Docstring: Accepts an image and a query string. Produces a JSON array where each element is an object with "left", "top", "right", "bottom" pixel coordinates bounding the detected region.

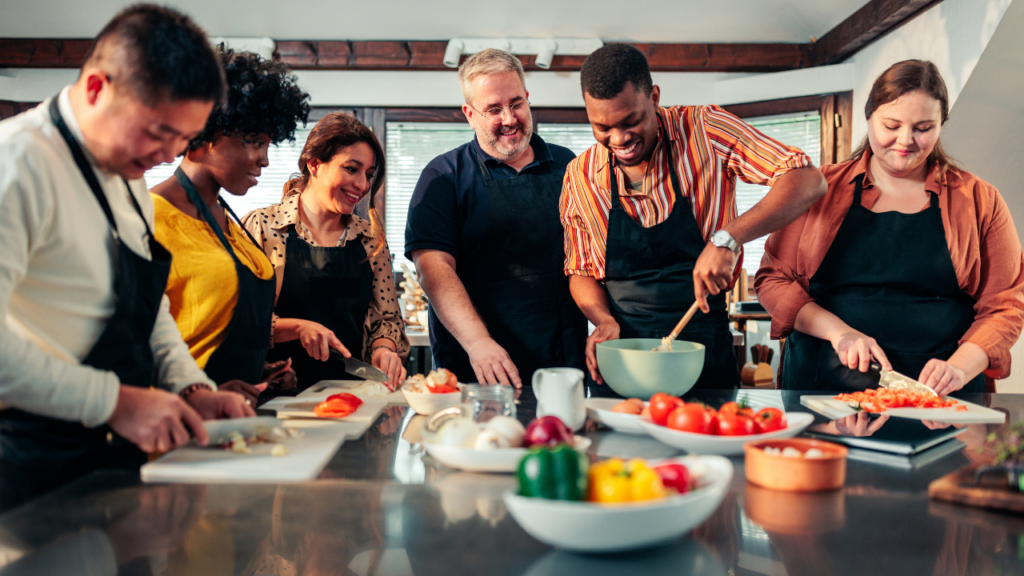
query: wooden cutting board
[
  {"left": 141, "top": 419, "right": 346, "bottom": 483},
  {"left": 928, "top": 464, "right": 1024, "bottom": 512},
  {"left": 800, "top": 395, "right": 1006, "bottom": 424}
]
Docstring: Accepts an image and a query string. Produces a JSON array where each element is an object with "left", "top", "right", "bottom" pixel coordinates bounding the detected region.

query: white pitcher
[{"left": 532, "top": 368, "right": 586, "bottom": 431}]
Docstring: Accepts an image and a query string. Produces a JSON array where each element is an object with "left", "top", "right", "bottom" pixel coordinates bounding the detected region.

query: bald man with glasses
[{"left": 405, "top": 49, "right": 587, "bottom": 388}]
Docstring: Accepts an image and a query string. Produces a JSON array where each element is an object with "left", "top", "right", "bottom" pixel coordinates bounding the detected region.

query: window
[
  {"left": 143, "top": 128, "right": 311, "bottom": 218},
  {"left": 734, "top": 111, "right": 821, "bottom": 279},
  {"left": 384, "top": 122, "right": 597, "bottom": 270}
]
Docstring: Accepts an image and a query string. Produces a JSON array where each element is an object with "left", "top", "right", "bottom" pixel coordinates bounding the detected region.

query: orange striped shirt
[{"left": 560, "top": 105, "right": 812, "bottom": 279}]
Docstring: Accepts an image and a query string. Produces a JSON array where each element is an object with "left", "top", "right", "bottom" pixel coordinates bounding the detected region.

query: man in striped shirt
[{"left": 561, "top": 44, "right": 827, "bottom": 391}]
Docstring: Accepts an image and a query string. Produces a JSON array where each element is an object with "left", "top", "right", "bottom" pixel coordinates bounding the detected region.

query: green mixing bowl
[{"left": 596, "top": 339, "right": 705, "bottom": 400}]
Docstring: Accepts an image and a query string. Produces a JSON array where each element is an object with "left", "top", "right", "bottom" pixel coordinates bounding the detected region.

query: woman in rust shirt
[{"left": 755, "top": 60, "right": 1024, "bottom": 395}]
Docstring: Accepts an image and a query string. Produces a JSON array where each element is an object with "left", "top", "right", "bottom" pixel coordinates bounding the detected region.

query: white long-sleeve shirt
[{"left": 0, "top": 87, "right": 214, "bottom": 428}]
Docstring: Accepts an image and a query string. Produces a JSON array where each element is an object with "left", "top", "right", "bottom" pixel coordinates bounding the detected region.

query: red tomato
[
  {"left": 719, "top": 401, "right": 753, "bottom": 417},
  {"left": 666, "top": 404, "right": 712, "bottom": 434},
  {"left": 753, "top": 407, "right": 787, "bottom": 433},
  {"left": 653, "top": 463, "right": 692, "bottom": 494},
  {"left": 716, "top": 413, "right": 756, "bottom": 436},
  {"left": 649, "top": 393, "right": 683, "bottom": 426}
]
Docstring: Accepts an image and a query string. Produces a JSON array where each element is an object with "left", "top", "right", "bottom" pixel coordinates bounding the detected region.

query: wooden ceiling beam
[
  {"left": 809, "top": 0, "right": 939, "bottom": 66},
  {"left": 0, "top": 2, "right": 941, "bottom": 73}
]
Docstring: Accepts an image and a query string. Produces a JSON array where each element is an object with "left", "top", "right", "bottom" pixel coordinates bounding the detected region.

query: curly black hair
[
  {"left": 188, "top": 47, "right": 310, "bottom": 151},
  {"left": 580, "top": 44, "right": 653, "bottom": 100}
]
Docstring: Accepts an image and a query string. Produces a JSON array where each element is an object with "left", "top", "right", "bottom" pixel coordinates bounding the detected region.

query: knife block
[{"left": 741, "top": 362, "right": 774, "bottom": 388}]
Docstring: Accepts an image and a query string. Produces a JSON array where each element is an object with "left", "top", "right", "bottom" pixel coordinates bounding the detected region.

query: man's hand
[
  {"left": 218, "top": 380, "right": 264, "bottom": 407},
  {"left": 295, "top": 320, "right": 349, "bottom": 361},
  {"left": 372, "top": 347, "right": 407, "bottom": 391},
  {"left": 586, "top": 320, "right": 620, "bottom": 384},
  {"left": 184, "top": 387, "right": 255, "bottom": 420},
  {"left": 693, "top": 243, "right": 737, "bottom": 313},
  {"left": 465, "top": 338, "right": 521, "bottom": 387},
  {"left": 107, "top": 385, "right": 208, "bottom": 452}
]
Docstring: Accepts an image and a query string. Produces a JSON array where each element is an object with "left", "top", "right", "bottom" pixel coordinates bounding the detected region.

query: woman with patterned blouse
[{"left": 243, "top": 112, "right": 409, "bottom": 390}]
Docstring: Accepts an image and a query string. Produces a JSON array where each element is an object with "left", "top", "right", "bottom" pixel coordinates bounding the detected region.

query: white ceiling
[{"left": 4, "top": 0, "right": 870, "bottom": 43}]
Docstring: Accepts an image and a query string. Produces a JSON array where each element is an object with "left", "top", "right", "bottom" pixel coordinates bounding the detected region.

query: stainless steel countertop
[{"left": 0, "top": 390, "right": 1021, "bottom": 575}]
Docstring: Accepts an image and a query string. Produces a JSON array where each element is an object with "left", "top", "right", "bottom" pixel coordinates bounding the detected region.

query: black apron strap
[{"left": 173, "top": 167, "right": 264, "bottom": 256}]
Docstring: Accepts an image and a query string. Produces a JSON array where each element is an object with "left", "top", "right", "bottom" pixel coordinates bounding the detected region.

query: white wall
[
  {"left": 847, "top": 0, "right": 1013, "bottom": 144},
  {"left": 940, "top": 0, "right": 1024, "bottom": 393}
]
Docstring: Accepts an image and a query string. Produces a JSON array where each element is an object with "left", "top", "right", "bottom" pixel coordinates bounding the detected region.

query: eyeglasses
[{"left": 468, "top": 99, "right": 530, "bottom": 121}]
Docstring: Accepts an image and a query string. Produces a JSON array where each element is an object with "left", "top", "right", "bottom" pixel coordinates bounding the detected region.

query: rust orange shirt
[{"left": 754, "top": 150, "right": 1024, "bottom": 379}]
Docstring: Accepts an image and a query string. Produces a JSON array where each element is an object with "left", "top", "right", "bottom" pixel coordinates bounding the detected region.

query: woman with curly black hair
[{"left": 150, "top": 48, "right": 310, "bottom": 405}]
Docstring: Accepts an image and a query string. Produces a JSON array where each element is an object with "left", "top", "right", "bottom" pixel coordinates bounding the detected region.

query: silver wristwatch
[{"left": 711, "top": 229, "right": 741, "bottom": 255}]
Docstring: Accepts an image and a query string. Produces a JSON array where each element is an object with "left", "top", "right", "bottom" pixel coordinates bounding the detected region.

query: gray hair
[{"left": 458, "top": 48, "right": 526, "bottom": 104}]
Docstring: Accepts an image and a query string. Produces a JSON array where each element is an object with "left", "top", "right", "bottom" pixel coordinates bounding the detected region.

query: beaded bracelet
[
  {"left": 179, "top": 383, "right": 215, "bottom": 399},
  {"left": 371, "top": 345, "right": 396, "bottom": 356}
]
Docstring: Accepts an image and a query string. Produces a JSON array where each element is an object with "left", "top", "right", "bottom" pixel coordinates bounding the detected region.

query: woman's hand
[
  {"left": 832, "top": 411, "right": 890, "bottom": 437},
  {"left": 830, "top": 330, "right": 891, "bottom": 373},
  {"left": 295, "top": 320, "right": 350, "bottom": 361},
  {"left": 261, "top": 359, "right": 297, "bottom": 391},
  {"left": 919, "top": 359, "right": 968, "bottom": 397},
  {"left": 372, "top": 346, "right": 407, "bottom": 391},
  {"left": 218, "top": 380, "right": 264, "bottom": 407}
]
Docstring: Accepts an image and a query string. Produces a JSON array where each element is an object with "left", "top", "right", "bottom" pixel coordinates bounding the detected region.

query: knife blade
[
  {"left": 869, "top": 361, "right": 938, "bottom": 397},
  {"left": 329, "top": 349, "right": 389, "bottom": 382}
]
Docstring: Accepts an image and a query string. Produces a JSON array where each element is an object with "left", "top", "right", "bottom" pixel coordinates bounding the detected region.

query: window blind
[
  {"left": 143, "top": 128, "right": 312, "bottom": 219},
  {"left": 384, "top": 122, "right": 597, "bottom": 270},
  {"left": 734, "top": 112, "right": 821, "bottom": 279}
]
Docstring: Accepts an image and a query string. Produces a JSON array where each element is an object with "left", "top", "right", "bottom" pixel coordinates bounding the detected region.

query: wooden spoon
[{"left": 655, "top": 301, "right": 701, "bottom": 351}]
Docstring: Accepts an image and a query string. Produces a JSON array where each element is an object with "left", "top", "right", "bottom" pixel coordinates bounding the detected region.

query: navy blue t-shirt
[{"left": 404, "top": 133, "right": 576, "bottom": 268}]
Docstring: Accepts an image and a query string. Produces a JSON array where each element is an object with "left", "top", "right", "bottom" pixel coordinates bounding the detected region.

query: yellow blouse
[{"left": 152, "top": 194, "right": 275, "bottom": 369}]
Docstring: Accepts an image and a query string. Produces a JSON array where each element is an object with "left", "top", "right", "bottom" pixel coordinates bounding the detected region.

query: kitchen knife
[
  {"left": 329, "top": 349, "right": 389, "bottom": 382},
  {"left": 869, "top": 361, "right": 939, "bottom": 397}
]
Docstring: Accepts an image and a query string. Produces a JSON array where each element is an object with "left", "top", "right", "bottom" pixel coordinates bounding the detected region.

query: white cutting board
[
  {"left": 261, "top": 395, "right": 387, "bottom": 439},
  {"left": 300, "top": 379, "right": 407, "bottom": 405},
  {"left": 141, "top": 420, "right": 346, "bottom": 483},
  {"left": 800, "top": 395, "right": 1006, "bottom": 424}
]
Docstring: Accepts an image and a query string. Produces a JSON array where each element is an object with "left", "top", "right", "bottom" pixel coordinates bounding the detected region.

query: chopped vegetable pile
[
  {"left": 403, "top": 368, "right": 459, "bottom": 394},
  {"left": 313, "top": 393, "right": 364, "bottom": 418},
  {"left": 833, "top": 388, "right": 964, "bottom": 413}
]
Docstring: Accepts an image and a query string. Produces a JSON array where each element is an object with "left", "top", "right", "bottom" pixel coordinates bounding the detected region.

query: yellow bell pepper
[{"left": 588, "top": 458, "right": 666, "bottom": 503}]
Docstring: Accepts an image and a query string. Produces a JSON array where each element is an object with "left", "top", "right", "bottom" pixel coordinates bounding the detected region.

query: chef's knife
[
  {"left": 869, "top": 361, "right": 938, "bottom": 397},
  {"left": 329, "top": 349, "right": 389, "bottom": 382}
]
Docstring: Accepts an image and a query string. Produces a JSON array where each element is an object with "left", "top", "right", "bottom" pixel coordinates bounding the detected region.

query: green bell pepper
[{"left": 516, "top": 444, "right": 588, "bottom": 501}]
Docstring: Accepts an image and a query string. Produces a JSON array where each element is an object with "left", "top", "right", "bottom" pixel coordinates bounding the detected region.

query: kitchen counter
[{"left": 0, "top": 390, "right": 1022, "bottom": 576}]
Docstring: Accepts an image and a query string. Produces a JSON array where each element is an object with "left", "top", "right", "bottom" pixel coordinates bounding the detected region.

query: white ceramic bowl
[
  {"left": 637, "top": 412, "right": 815, "bottom": 456},
  {"left": 504, "top": 455, "right": 733, "bottom": 553},
  {"left": 401, "top": 388, "right": 463, "bottom": 416},
  {"left": 423, "top": 436, "right": 592, "bottom": 473},
  {"left": 585, "top": 398, "right": 648, "bottom": 435}
]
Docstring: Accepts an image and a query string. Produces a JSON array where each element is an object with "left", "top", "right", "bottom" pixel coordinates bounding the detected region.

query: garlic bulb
[
  {"left": 436, "top": 418, "right": 479, "bottom": 447},
  {"left": 484, "top": 416, "right": 525, "bottom": 448}
]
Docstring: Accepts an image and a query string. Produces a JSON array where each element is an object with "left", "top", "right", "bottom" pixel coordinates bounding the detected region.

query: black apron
[
  {"left": 0, "top": 98, "right": 172, "bottom": 511},
  {"left": 596, "top": 135, "right": 739, "bottom": 396},
  {"left": 782, "top": 174, "right": 985, "bottom": 394},
  {"left": 173, "top": 168, "right": 275, "bottom": 385},
  {"left": 428, "top": 147, "right": 588, "bottom": 385},
  {"left": 266, "top": 223, "right": 374, "bottom": 390}
]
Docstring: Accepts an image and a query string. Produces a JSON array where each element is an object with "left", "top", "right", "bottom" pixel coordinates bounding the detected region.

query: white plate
[
  {"left": 585, "top": 398, "right": 648, "bottom": 434},
  {"left": 504, "top": 455, "right": 733, "bottom": 553},
  {"left": 638, "top": 412, "right": 815, "bottom": 455},
  {"left": 423, "top": 436, "right": 592, "bottom": 473},
  {"left": 800, "top": 395, "right": 1006, "bottom": 425}
]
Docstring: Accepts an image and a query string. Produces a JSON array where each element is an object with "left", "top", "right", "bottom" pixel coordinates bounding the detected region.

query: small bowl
[
  {"left": 503, "top": 455, "right": 732, "bottom": 552},
  {"left": 744, "top": 438, "right": 847, "bottom": 492},
  {"left": 401, "top": 387, "right": 463, "bottom": 416},
  {"left": 596, "top": 339, "right": 704, "bottom": 400}
]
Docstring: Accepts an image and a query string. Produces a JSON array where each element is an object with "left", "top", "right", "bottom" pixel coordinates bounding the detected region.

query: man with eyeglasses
[{"left": 406, "top": 48, "right": 587, "bottom": 387}]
